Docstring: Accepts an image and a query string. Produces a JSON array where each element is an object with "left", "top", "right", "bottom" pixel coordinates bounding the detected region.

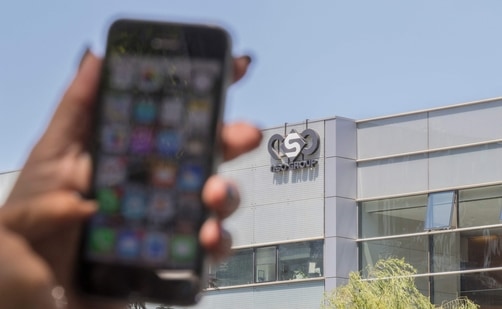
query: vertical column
[{"left": 323, "top": 118, "right": 358, "bottom": 292}]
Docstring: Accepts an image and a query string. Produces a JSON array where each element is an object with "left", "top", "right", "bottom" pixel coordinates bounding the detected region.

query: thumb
[{"left": 0, "top": 191, "right": 96, "bottom": 242}]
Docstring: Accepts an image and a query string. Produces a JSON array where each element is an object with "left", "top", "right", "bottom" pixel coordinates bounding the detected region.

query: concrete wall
[{"left": 219, "top": 121, "right": 327, "bottom": 246}]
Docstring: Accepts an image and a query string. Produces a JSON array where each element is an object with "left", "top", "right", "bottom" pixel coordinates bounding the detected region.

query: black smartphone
[{"left": 76, "top": 19, "right": 232, "bottom": 305}]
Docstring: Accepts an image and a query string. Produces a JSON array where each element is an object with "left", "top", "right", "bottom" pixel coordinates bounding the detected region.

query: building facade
[
  {"left": 196, "top": 97, "right": 502, "bottom": 309},
  {"left": 2, "top": 98, "right": 502, "bottom": 309}
]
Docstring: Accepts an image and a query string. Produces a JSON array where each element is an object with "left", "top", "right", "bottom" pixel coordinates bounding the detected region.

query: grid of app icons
[{"left": 87, "top": 55, "right": 221, "bottom": 268}]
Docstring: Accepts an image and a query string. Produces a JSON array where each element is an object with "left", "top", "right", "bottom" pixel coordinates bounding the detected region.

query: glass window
[
  {"left": 208, "top": 248, "right": 253, "bottom": 288},
  {"left": 360, "top": 195, "right": 427, "bottom": 238},
  {"left": 278, "top": 240, "right": 323, "bottom": 281},
  {"left": 461, "top": 227, "right": 502, "bottom": 270},
  {"left": 425, "top": 191, "right": 456, "bottom": 230},
  {"left": 255, "top": 246, "right": 277, "bottom": 283},
  {"left": 359, "top": 186, "right": 502, "bottom": 307},
  {"left": 461, "top": 270, "right": 502, "bottom": 307},
  {"left": 459, "top": 184, "right": 502, "bottom": 227},
  {"left": 360, "top": 235, "right": 429, "bottom": 275},
  {"left": 431, "top": 232, "right": 460, "bottom": 273}
]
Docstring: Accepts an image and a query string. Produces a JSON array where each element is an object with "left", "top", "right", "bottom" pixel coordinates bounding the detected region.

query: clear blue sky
[{"left": 2, "top": 1, "right": 502, "bottom": 172}]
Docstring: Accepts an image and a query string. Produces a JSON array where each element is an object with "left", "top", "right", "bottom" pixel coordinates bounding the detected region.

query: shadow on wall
[{"left": 273, "top": 166, "right": 319, "bottom": 185}]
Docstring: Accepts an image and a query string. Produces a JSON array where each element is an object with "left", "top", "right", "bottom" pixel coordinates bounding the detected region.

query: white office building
[
  {"left": 197, "top": 97, "right": 502, "bottom": 309},
  {"left": 3, "top": 97, "right": 502, "bottom": 308}
]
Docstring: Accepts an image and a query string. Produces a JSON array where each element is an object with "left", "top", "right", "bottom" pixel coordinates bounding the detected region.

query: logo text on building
[{"left": 268, "top": 128, "right": 320, "bottom": 172}]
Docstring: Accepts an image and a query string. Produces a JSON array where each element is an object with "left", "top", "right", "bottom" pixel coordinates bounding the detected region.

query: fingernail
[
  {"left": 78, "top": 46, "right": 91, "bottom": 69},
  {"left": 226, "top": 183, "right": 240, "bottom": 207},
  {"left": 242, "top": 55, "right": 252, "bottom": 64}
]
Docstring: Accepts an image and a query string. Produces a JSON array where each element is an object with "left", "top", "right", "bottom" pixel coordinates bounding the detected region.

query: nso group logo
[{"left": 267, "top": 128, "right": 320, "bottom": 173}]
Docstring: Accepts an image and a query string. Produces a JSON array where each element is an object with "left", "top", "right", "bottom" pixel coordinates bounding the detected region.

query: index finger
[{"left": 221, "top": 122, "right": 262, "bottom": 161}]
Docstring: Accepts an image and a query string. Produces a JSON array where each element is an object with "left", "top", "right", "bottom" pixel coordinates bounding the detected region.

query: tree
[
  {"left": 322, "top": 258, "right": 478, "bottom": 309},
  {"left": 127, "top": 302, "right": 174, "bottom": 309},
  {"left": 128, "top": 302, "right": 146, "bottom": 309}
]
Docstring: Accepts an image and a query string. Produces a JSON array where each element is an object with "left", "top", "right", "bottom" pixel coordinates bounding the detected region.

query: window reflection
[
  {"left": 462, "top": 228, "right": 502, "bottom": 270},
  {"left": 278, "top": 241, "right": 323, "bottom": 280},
  {"left": 208, "top": 248, "right": 253, "bottom": 287},
  {"left": 360, "top": 194, "right": 427, "bottom": 238},
  {"left": 359, "top": 184, "right": 502, "bottom": 308},
  {"left": 459, "top": 185, "right": 502, "bottom": 227},
  {"left": 208, "top": 240, "right": 324, "bottom": 288},
  {"left": 361, "top": 236, "right": 428, "bottom": 275},
  {"left": 425, "top": 191, "right": 456, "bottom": 230},
  {"left": 256, "top": 247, "right": 276, "bottom": 282}
]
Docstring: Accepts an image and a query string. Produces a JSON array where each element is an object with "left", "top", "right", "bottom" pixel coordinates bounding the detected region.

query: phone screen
[{"left": 77, "top": 20, "right": 230, "bottom": 302}]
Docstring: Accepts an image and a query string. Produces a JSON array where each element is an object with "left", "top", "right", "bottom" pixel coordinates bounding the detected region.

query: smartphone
[{"left": 76, "top": 19, "right": 232, "bottom": 305}]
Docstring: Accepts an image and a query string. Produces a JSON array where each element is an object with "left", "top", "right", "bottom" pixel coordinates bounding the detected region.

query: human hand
[{"left": 1, "top": 51, "right": 261, "bottom": 309}]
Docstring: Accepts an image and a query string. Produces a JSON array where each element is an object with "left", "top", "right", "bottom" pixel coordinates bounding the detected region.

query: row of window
[
  {"left": 207, "top": 240, "right": 323, "bottom": 288},
  {"left": 359, "top": 184, "right": 502, "bottom": 306},
  {"left": 360, "top": 184, "right": 502, "bottom": 239}
]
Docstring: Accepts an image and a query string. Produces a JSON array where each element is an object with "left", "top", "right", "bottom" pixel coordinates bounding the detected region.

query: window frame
[{"left": 424, "top": 190, "right": 457, "bottom": 231}]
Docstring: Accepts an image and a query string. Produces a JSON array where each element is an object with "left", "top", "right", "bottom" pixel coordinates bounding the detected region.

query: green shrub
[{"left": 322, "top": 258, "right": 478, "bottom": 309}]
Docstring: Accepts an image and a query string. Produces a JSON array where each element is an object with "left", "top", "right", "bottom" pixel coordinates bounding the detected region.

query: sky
[{"left": 2, "top": 1, "right": 502, "bottom": 172}]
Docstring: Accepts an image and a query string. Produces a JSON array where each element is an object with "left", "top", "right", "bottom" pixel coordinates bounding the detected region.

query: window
[
  {"left": 208, "top": 240, "right": 324, "bottom": 288},
  {"left": 208, "top": 249, "right": 253, "bottom": 287},
  {"left": 360, "top": 194, "right": 427, "bottom": 238},
  {"left": 279, "top": 241, "right": 323, "bottom": 280},
  {"left": 458, "top": 184, "right": 502, "bottom": 227},
  {"left": 361, "top": 235, "right": 429, "bottom": 275},
  {"left": 359, "top": 185, "right": 502, "bottom": 307},
  {"left": 256, "top": 247, "right": 277, "bottom": 282},
  {"left": 425, "top": 191, "right": 457, "bottom": 230}
]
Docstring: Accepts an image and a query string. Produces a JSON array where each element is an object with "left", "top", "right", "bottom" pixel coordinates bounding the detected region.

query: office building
[
  {"left": 2, "top": 97, "right": 502, "bottom": 308},
  {"left": 198, "top": 97, "right": 502, "bottom": 309}
]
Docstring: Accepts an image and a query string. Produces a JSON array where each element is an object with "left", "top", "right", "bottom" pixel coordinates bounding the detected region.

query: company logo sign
[{"left": 268, "top": 129, "right": 320, "bottom": 172}]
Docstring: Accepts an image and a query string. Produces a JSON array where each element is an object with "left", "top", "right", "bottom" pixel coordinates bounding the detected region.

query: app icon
[
  {"left": 101, "top": 124, "right": 129, "bottom": 154},
  {"left": 164, "top": 60, "right": 190, "bottom": 91},
  {"left": 177, "top": 194, "right": 202, "bottom": 222},
  {"left": 184, "top": 138, "right": 205, "bottom": 156},
  {"left": 191, "top": 69, "right": 215, "bottom": 94},
  {"left": 143, "top": 232, "right": 168, "bottom": 263},
  {"left": 109, "top": 55, "right": 137, "bottom": 90},
  {"left": 133, "top": 98, "right": 157, "bottom": 124},
  {"left": 121, "top": 187, "right": 148, "bottom": 221},
  {"left": 126, "top": 158, "right": 149, "bottom": 183},
  {"left": 147, "top": 191, "right": 176, "bottom": 224},
  {"left": 150, "top": 160, "right": 177, "bottom": 188},
  {"left": 156, "top": 130, "right": 181, "bottom": 157},
  {"left": 159, "top": 97, "right": 183, "bottom": 127},
  {"left": 178, "top": 163, "right": 204, "bottom": 191},
  {"left": 137, "top": 62, "right": 163, "bottom": 92},
  {"left": 88, "top": 227, "right": 116, "bottom": 255},
  {"left": 170, "top": 234, "right": 197, "bottom": 263},
  {"left": 97, "top": 187, "right": 120, "bottom": 215},
  {"left": 103, "top": 93, "right": 132, "bottom": 123},
  {"left": 116, "top": 229, "right": 141, "bottom": 260},
  {"left": 186, "top": 99, "right": 211, "bottom": 132},
  {"left": 130, "top": 126, "right": 154, "bottom": 154},
  {"left": 96, "top": 156, "right": 127, "bottom": 186}
]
